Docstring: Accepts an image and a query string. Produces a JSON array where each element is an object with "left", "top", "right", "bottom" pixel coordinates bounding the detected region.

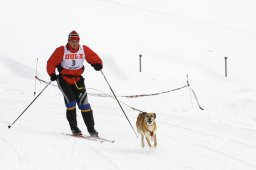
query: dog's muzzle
[{"left": 147, "top": 118, "right": 154, "bottom": 125}]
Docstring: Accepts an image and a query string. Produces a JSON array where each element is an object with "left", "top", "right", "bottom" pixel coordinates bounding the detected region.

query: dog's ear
[
  {"left": 153, "top": 113, "right": 156, "bottom": 119},
  {"left": 138, "top": 112, "right": 145, "bottom": 119},
  {"left": 141, "top": 112, "right": 147, "bottom": 116}
]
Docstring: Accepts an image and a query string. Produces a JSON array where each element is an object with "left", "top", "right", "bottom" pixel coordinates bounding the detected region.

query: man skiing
[{"left": 47, "top": 30, "right": 103, "bottom": 137}]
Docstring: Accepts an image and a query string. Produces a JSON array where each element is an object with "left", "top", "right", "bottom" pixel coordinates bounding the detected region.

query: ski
[
  {"left": 61, "top": 133, "right": 115, "bottom": 143},
  {"left": 61, "top": 133, "right": 104, "bottom": 143},
  {"left": 92, "top": 136, "right": 115, "bottom": 143}
]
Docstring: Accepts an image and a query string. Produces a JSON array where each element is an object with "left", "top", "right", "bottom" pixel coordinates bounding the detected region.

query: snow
[{"left": 1, "top": 0, "right": 256, "bottom": 169}]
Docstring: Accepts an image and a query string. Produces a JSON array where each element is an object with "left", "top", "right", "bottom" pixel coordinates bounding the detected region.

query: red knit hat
[{"left": 68, "top": 30, "right": 80, "bottom": 41}]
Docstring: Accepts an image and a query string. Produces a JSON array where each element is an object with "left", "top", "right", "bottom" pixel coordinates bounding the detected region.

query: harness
[{"left": 145, "top": 125, "right": 155, "bottom": 136}]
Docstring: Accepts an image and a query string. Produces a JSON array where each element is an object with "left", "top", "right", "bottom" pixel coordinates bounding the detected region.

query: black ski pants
[{"left": 56, "top": 76, "right": 91, "bottom": 111}]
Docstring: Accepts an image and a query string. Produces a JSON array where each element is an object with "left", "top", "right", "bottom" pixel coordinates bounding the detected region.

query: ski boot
[
  {"left": 67, "top": 108, "right": 82, "bottom": 136},
  {"left": 81, "top": 110, "right": 99, "bottom": 137},
  {"left": 88, "top": 129, "right": 99, "bottom": 137},
  {"left": 71, "top": 126, "right": 82, "bottom": 136}
]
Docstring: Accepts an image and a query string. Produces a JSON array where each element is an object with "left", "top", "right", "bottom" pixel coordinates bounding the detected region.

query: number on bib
[{"left": 72, "top": 60, "right": 76, "bottom": 66}]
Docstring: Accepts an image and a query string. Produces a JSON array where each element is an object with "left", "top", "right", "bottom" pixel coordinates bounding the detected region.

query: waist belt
[
  {"left": 60, "top": 74, "right": 82, "bottom": 78},
  {"left": 60, "top": 74, "right": 84, "bottom": 90}
]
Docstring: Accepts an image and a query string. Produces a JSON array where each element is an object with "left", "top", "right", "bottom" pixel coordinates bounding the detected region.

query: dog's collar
[{"left": 146, "top": 127, "right": 154, "bottom": 136}]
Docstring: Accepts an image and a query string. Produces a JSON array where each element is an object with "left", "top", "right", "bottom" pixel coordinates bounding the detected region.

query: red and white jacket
[{"left": 47, "top": 44, "right": 103, "bottom": 84}]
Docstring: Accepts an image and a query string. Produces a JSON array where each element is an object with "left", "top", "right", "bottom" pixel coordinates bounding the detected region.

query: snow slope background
[{"left": 1, "top": 0, "right": 256, "bottom": 169}]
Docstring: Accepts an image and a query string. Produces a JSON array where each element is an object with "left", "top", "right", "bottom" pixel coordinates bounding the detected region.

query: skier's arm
[
  {"left": 83, "top": 45, "right": 103, "bottom": 71},
  {"left": 47, "top": 46, "right": 64, "bottom": 76},
  {"left": 84, "top": 46, "right": 102, "bottom": 64}
]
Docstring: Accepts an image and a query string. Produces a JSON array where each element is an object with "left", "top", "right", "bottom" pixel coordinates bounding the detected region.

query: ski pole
[
  {"left": 100, "top": 70, "right": 138, "bottom": 137},
  {"left": 8, "top": 81, "right": 52, "bottom": 129},
  {"left": 186, "top": 74, "right": 194, "bottom": 108},
  {"left": 34, "top": 58, "right": 39, "bottom": 96},
  {"left": 186, "top": 75, "right": 204, "bottom": 110}
]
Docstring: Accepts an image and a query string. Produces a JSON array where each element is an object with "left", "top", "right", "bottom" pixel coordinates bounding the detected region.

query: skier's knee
[
  {"left": 79, "top": 103, "right": 91, "bottom": 113},
  {"left": 66, "top": 101, "right": 76, "bottom": 110}
]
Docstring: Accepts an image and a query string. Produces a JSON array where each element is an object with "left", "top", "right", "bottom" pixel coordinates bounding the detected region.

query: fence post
[
  {"left": 139, "top": 54, "right": 142, "bottom": 72},
  {"left": 224, "top": 56, "right": 228, "bottom": 77}
]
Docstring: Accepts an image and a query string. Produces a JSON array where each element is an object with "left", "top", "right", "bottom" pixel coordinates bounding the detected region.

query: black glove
[
  {"left": 50, "top": 73, "right": 58, "bottom": 81},
  {"left": 91, "top": 63, "right": 103, "bottom": 71}
]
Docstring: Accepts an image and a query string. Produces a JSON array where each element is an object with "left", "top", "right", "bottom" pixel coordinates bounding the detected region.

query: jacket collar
[{"left": 66, "top": 43, "right": 79, "bottom": 53}]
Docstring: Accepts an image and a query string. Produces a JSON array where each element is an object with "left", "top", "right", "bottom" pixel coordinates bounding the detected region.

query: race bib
[{"left": 61, "top": 46, "right": 85, "bottom": 70}]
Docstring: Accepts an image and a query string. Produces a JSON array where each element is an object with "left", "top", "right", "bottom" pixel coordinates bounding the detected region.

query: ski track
[
  {"left": 25, "top": 138, "right": 65, "bottom": 169},
  {"left": 0, "top": 137, "right": 22, "bottom": 169},
  {"left": 85, "top": 145, "right": 120, "bottom": 170},
  {"left": 158, "top": 112, "right": 256, "bottom": 169},
  {"left": 162, "top": 133, "right": 256, "bottom": 170},
  {"left": 163, "top": 117, "right": 256, "bottom": 143},
  {"left": 229, "top": 139, "right": 256, "bottom": 149},
  {"left": 162, "top": 119, "right": 256, "bottom": 148},
  {"left": 191, "top": 143, "right": 256, "bottom": 169}
]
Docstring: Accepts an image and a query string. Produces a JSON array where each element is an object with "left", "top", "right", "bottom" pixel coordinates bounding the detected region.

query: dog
[{"left": 136, "top": 112, "right": 157, "bottom": 148}]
